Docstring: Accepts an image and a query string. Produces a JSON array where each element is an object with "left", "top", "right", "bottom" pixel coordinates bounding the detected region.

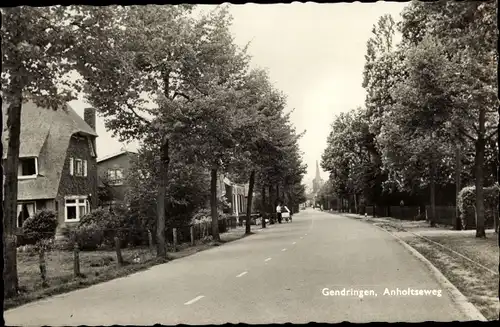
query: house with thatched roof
[{"left": 2, "top": 101, "right": 98, "bottom": 233}]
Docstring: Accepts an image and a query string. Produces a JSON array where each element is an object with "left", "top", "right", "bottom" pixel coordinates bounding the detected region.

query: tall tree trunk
[
  {"left": 210, "top": 168, "right": 220, "bottom": 241},
  {"left": 475, "top": 143, "right": 487, "bottom": 238},
  {"left": 475, "top": 107, "right": 487, "bottom": 238},
  {"left": 261, "top": 185, "right": 266, "bottom": 228},
  {"left": 354, "top": 193, "right": 358, "bottom": 214},
  {"left": 497, "top": 108, "right": 500, "bottom": 234},
  {"left": 156, "top": 136, "right": 169, "bottom": 258},
  {"left": 497, "top": 103, "right": 500, "bottom": 316},
  {"left": 276, "top": 184, "right": 280, "bottom": 203},
  {"left": 454, "top": 145, "right": 463, "bottom": 230},
  {"left": 245, "top": 170, "right": 255, "bottom": 234},
  {"left": 429, "top": 159, "right": 437, "bottom": 227},
  {"left": 269, "top": 185, "right": 274, "bottom": 212},
  {"left": 3, "top": 97, "right": 23, "bottom": 298}
]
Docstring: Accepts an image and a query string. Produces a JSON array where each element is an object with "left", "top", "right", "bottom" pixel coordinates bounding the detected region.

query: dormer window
[
  {"left": 18, "top": 157, "right": 38, "bottom": 179},
  {"left": 88, "top": 137, "right": 96, "bottom": 158}
]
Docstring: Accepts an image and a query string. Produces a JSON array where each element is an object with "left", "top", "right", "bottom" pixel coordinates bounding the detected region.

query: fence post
[
  {"left": 39, "top": 246, "right": 48, "bottom": 287},
  {"left": 114, "top": 236, "right": 124, "bottom": 266},
  {"left": 73, "top": 242, "right": 81, "bottom": 278},
  {"left": 173, "top": 228, "right": 178, "bottom": 252},
  {"left": 148, "top": 229, "right": 155, "bottom": 254},
  {"left": 190, "top": 226, "right": 194, "bottom": 245}
]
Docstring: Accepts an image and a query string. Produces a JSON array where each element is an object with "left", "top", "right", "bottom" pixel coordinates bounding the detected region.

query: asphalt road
[{"left": 5, "top": 208, "right": 471, "bottom": 325}]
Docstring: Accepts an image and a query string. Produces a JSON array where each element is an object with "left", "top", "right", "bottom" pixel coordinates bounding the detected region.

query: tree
[
  {"left": 361, "top": 14, "right": 405, "bottom": 210},
  {"left": 398, "top": 1, "right": 498, "bottom": 237},
  {"left": 379, "top": 35, "right": 457, "bottom": 227},
  {"left": 73, "top": 5, "right": 248, "bottom": 249},
  {"left": 126, "top": 134, "right": 210, "bottom": 239},
  {"left": 1, "top": 6, "right": 80, "bottom": 298},
  {"left": 322, "top": 109, "right": 373, "bottom": 214}
]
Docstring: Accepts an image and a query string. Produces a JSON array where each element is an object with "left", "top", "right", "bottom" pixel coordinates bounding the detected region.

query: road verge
[
  {"left": 5, "top": 223, "right": 271, "bottom": 311},
  {"left": 335, "top": 212, "right": 491, "bottom": 321}
]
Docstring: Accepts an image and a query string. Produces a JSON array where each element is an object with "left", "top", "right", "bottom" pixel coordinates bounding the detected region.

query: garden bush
[
  {"left": 78, "top": 206, "right": 133, "bottom": 248},
  {"left": 75, "top": 222, "right": 105, "bottom": 251},
  {"left": 457, "top": 184, "right": 500, "bottom": 229},
  {"left": 21, "top": 209, "right": 58, "bottom": 285},
  {"left": 22, "top": 209, "right": 58, "bottom": 244}
]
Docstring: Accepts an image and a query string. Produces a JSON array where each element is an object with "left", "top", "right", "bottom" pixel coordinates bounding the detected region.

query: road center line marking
[
  {"left": 300, "top": 237, "right": 303, "bottom": 239},
  {"left": 184, "top": 295, "right": 204, "bottom": 305},
  {"left": 265, "top": 257, "right": 272, "bottom": 262},
  {"left": 293, "top": 242, "right": 296, "bottom": 244},
  {"left": 282, "top": 248, "right": 287, "bottom": 251},
  {"left": 236, "top": 271, "right": 248, "bottom": 277}
]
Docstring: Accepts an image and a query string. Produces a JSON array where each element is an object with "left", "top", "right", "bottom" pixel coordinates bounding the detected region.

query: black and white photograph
[{"left": 2, "top": 1, "right": 499, "bottom": 324}]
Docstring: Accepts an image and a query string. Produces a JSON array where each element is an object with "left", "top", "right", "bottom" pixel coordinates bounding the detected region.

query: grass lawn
[
  {"left": 403, "top": 234, "right": 498, "bottom": 321},
  {"left": 5, "top": 224, "right": 264, "bottom": 311},
  {"left": 362, "top": 215, "right": 499, "bottom": 321}
]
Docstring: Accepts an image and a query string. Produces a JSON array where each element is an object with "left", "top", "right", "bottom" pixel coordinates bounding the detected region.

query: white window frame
[
  {"left": 18, "top": 157, "right": 38, "bottom": 180},
  {"left": 17, "top": 202, "right": 36, "bottom": 228},
  {"left": 64, "top": 195, "right": 90, "bottom": 222}
]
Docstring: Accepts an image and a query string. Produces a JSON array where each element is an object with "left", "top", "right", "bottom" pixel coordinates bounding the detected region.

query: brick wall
[{"left": 56, "top": 134, "right": 98, "bottom": 227}]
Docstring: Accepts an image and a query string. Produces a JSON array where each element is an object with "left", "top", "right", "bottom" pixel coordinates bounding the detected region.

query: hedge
[{"left": 457, "top": 184, "right": 499, "bottom": 230}]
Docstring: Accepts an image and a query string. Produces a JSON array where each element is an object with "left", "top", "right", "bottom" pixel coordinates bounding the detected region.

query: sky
[{"left": 69, "top": 2, "right": 408, "bottom": 187}]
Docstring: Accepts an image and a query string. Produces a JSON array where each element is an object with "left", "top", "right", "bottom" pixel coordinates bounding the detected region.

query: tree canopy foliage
[{"left": 321, "top": 1, "right": 498, "bottom": 236}]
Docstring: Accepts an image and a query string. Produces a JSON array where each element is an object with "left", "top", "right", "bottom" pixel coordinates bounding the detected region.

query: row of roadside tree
[
  {"left": 2, "top": 5, "right": 307, "bottom": 298},
  {"left": 319, "top": 1, "right": 498, "bottom": 237}
]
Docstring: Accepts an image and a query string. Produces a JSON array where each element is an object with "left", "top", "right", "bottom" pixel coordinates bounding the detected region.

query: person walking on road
[
  {"left": 276, "top": 202, "right": 282, "bottom": 223},
  {"left": 276, "top": 201, "right": 291, "bottom": 223}
]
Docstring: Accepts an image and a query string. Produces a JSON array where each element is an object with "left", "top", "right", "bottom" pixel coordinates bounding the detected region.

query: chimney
[{"left": 84, "top": 107, "right": 96, "bottom": 131}]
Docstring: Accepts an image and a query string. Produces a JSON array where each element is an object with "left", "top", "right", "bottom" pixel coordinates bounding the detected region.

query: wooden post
[
  {"left": 173, "top": 228, "right": 178, "bottom": 252},
  {"left": 190, "top": 226, "right": 194, "bottom": 245},
  {"left": 148, "top": 229, "right": 155, "bottom": 254},
  {"left": 39, "top": 247, "right": 47, "bottom": 286},
  {"left": 114, "top": 236, "right": 124, "bottom": 266},
  {"left": 73, "top": 242, "right": 81, "bottom": 278}
]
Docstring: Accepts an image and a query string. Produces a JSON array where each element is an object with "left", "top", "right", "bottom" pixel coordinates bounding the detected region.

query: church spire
[{"left": 315, "top": 160, "right": 321, "bottom": 180}]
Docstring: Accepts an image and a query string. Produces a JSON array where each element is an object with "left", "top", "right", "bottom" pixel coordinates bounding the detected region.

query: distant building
[
  {"left": 97, "top": 149, "right": 139, "bottom": 207},
  {"left": 216, "top": 175, "right": 256, "bottom": 222},
  {"left": 2, "top": 102, "right": 98, "bottom": 233}
]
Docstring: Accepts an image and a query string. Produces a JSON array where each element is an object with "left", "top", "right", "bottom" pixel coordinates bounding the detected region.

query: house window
[
  {"left": 70, "top": 157, "right": 87, "bottom": 177},
  {"left": 107, "top": 168, "right": 124, "bottom": 185},
  {"left": 88, "top": 137, "right": 96, "bottom": 157},
  {"left": 65, "top": 196, "right": 89, "bottom": 222},
  {"left": 18, "top": 158, "right": 38, "bottom": 179},
  {"left": 75, "top": 159, "right": 83, "bottom": 176},
  {"left": 17, "top": 202, "right": 36, "bottom": 228}
]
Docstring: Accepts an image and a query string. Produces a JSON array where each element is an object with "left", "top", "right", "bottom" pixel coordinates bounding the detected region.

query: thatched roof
[{"left": 2, "top": 101, "right": 98, "bottom": 200}]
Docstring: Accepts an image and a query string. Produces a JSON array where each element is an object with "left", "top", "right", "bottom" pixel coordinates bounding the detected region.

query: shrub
[
  {"left": 75, "top": 223, "right": 105, "bottom": 251},
  {"left": 21, "top": 209, "right": 58, "bottom": 286},
  {"left": 22, "top": 209, "right": 58, "bottom": 244},
  {"left": 79, "top": 207, "right": 113, "bottom": 227},
  {"left": 78, "top": 206, "right": 131, "bottom": 248},
  {"left": 457, "top": 184, "right": 500, "bottom": 229}
]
